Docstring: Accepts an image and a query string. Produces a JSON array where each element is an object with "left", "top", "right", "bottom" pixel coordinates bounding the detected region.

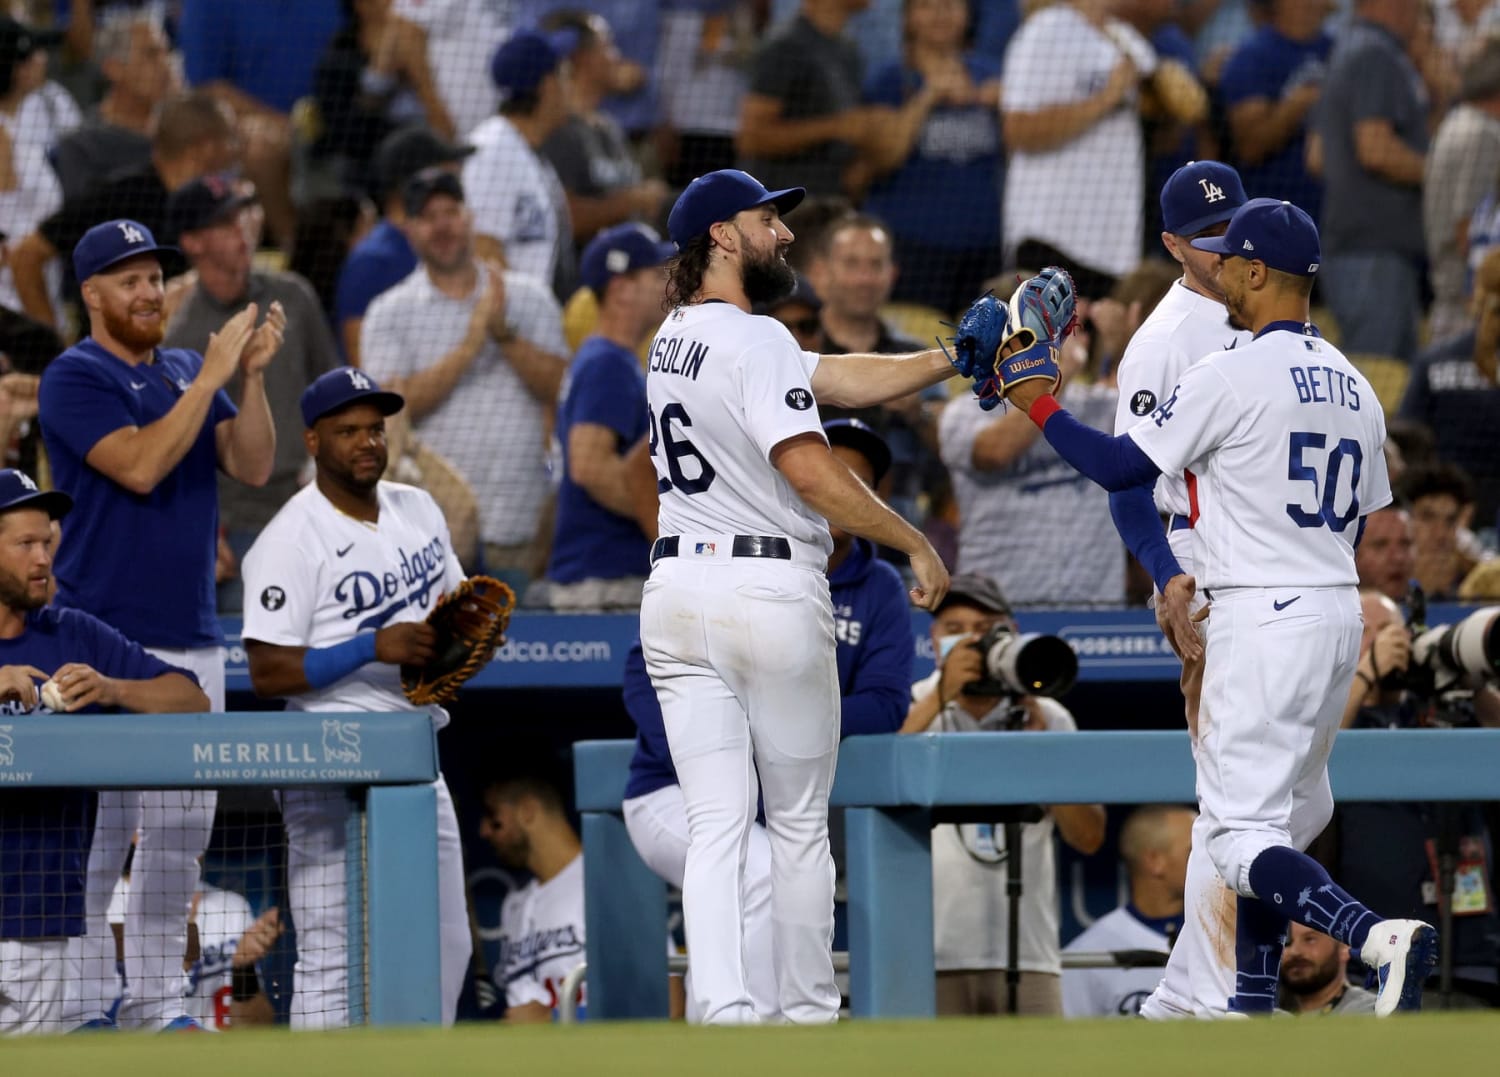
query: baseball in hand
[{"left": 41, "top": 679, "right": 65, "bottom": 712}]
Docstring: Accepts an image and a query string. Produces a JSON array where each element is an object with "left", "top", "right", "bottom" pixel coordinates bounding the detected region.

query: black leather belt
[
  {"left": 1169, "top": 514, "right": 1193, "bottom": 532},
  {"left": 651, "top": 535, "right": 792, "bottom": 562}
]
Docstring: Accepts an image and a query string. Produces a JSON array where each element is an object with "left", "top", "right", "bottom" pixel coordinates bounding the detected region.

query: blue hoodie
[{"left": 623, "top": 538, "right": 913, "bottom": 799}]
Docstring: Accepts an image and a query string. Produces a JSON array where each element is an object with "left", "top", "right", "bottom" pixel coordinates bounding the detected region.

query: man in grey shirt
[
  {"left": 1314, "top": 0, "right": 1429, "bottom": 361},
  {"left": 1278, "top": 922, "right": 1378, "bottom": 1015},
  {"left": 162, "top": 173, "right": 340, "bottom": 610}
]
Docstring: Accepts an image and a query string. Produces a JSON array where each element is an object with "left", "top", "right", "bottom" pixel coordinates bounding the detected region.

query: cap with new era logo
[{"left": 1190, "top": 197, "right": 1321, "bottom": 278}]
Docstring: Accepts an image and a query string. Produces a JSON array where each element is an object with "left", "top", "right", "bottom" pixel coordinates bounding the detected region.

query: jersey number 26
[
  {"left": 649, "top": 403, "right": 717, "bottom": 495},
  {"left": 1285, "top": 431, "right": 1361, "bottom": 532}
]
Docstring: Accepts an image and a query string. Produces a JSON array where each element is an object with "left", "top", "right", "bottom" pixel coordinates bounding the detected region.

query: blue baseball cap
[
  {"left": 1191, "top": 197, "right": 1322, "bottom": 277},
  {"left": 667, "top": 169, "right": 805, "bottom": 250},
  {"left": 1160, "top": 160, "right": 1247, "bottom": 237},
  {"left": 0, "top": 469, "right": 70, "bottom": 520},
  {"left": 579, "top": 223, "right": 675, "bottom": 294},
  {"left": 490, "top": 29, "right": 576, "bottom": 98},
  {"left": 72, "top": 219, "right": 178, "bottom": 282},
  {"left": 823, "top": 418, "right": 891, "bottom": 485},
  {"left": 301, "top": 366, "right": 406, "bottom": 427}
]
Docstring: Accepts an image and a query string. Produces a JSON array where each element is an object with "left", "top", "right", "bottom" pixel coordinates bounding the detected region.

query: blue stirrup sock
[{"left": 1246, "top": 846, "right": 1381, "bottom": 950}]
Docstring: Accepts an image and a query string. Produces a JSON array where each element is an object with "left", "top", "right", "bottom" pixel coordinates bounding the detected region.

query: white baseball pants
[
  {"left": 281, "top": 775, "right": 469, "bottom": 1028},
  {"left": 641, "top": 557, "right": 841, "bottom": 1026},
  {"left": 73, "top": 646, "right": 223, "bottom": 1029},
  {"left": 623, "top": 783, "right": 779, "bottom": 1021},
  {"left": 0, "top": 939, "right": 71, "bottom": 1034}
]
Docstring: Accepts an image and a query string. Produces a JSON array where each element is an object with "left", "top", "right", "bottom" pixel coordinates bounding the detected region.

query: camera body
[
  {"left": 1397, "top": 586, "right": 1500, "bottom": 705},
  {"left": 960, "top": 623, "right": 1079, "bottom": 704}
]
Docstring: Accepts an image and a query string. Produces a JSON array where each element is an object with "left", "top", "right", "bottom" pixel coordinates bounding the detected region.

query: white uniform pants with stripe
[
  {"left": 72, "top": 646, "right": 223, "bottom": 1030},
  {"left": 623, "top": 783, "right": 778, "bottom": 1021},
  {"left": 282, "top": 775, "right": 469, "bottom": 1028},
  {"left": 641, "top": 558, "right": 841, "bottom": 1026}
]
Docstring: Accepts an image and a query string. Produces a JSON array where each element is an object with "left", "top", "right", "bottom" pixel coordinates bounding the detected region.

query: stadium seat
[
  {"left": 1348, "top": 353, "right": 1410, "bottom": 414},
  {"left": 563, "top": 286, "right": 599, "bottom": 353},
  {"left": 880, "top": 301, "right": 952, "bottom": 351}
]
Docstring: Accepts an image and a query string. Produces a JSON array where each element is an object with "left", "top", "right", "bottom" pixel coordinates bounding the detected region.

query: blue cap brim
[
  {"left": 757, "top": 187, "right": 805, "bottom": 218},
  {"left": 1189, "top": 234, "right": 1235, "bottom": 256},
  {"left": 1170, "top": 205, "right": 1240, "bottom": 239},
  {"left": 305, "top": 390, "right": 406, "bottom": 427},
  {"left": 1, "top": 489, "right": 72, "bottom": 520},
  {"left": 88, "top": 244, "right": 181, "bottom": 278}
]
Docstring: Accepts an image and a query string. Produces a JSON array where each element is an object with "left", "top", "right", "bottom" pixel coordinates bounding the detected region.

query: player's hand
[
  {"left": 1367, "top": 622, "right": 1412, "bottom": 679},
  {"left": 202, "top": 304, "right": 259, "bottom": 389},
  {"left": 0, "top": 372, "right": 40, "bottom": 425},
  {"left": 48, "top": 663, "right": 120, "bottom": 710},
  {"left": 1102, "top": 58, "right": 1139, "bottom": 110},
  {"left": 375, "top": 622, "right": 437, "bottom": 666},
  {"left": 233, "top": 906, "right": 283, "bottom": 968},
  {"left": 1157, "top": 574, "right": 1204, "bottom": 663},
  {"left": 240, "top": 300, "right": 287, "bottom": 376},
  {"left": 907, "top": 542, "right": 950, "bottom": 612},
  {"left": 472, "top": 262, "right": 506, "bottom": 345},
  {"left": 936, "top": 633, "right": 983, "bottom": 706},
  {"left": 0, "top": 664, "right": 47, "bottom": 709}
]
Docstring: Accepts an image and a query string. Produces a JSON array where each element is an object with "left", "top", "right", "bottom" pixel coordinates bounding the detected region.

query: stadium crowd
[{"left": 0, "top": 0, "right": 1497, "bottom": 1032}]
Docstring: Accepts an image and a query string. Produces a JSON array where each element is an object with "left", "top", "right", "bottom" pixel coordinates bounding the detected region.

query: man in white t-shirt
[
  {"left": 1111, "top": 160, "right": 1252, "bottom": 1020},
  {"left": 478, "top": 776, "right": 586, "bottom": 1022},
  {"left": 901, "top": 573, "right": 1105, "bottom": 1016},
  {"left": 394, "top": 0, "right": 506, "bottom": 139},
  {"left": 1001, "top": 0, "right": 1157, "bottom": 293},
  {"left": 646, "top": 168, "right": 955, "bottom": 1025},
  {"left": 462, "top": 29, "right": 575, "bottom": 296},
  {"left": 241, "top": 366, "right": 474, "bottom": 1028},
  {"left": 1063, "top": 805, "right": 1194, "bottom": 1018},
  {"left": 362, "top": 168, "right": 568, "bottom": 591}
]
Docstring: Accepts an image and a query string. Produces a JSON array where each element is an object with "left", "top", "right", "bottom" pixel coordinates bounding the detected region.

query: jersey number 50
[
  {"left": 648, "top": 403, "right": 717, "bottom": 495},
  {"left": 1285, "top": 431, "right": 1361, "bottom": 532}
]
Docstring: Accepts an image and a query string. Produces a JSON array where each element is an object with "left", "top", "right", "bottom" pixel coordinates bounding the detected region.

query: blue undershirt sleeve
[
  {"left": 1108, "top": 486, "right": 1186, "bottom": 593},
  {"left": 1039, "top": 406, "right": 1162, "bottom": 491}
]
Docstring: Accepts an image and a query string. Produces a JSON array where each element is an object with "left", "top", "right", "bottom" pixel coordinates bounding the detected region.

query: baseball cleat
[
  {"left": 69, "top": 1017, "right": 118, "bottom": 1033},
  {"left": 160, "top": 1014, "right": 213, "bottom": 1032},
  {"left": 1355, "top": 919, "right": 1438, "bottom": 1016}
]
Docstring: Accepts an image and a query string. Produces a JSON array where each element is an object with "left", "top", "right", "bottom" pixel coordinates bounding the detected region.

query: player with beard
[
  {"left": 641, "top": 169, "right": 975, "bottom": 1024},
  {"left": 240, "top": 367, "right": 474, "bottom": 1027},
  {"left": 39, "top": 218, "right": 282, "bottom": 1031},
  {"left": 1279, "top": 922, "right": 1376, "bottom": 1015}
]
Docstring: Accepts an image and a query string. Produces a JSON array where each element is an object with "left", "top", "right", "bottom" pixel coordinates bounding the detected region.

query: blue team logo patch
[
  {"left": 260, "top": 586, "right": 286, "bottom": 611},
  {"left": 1129, "top": 389, "right": 1157, "bottom": 416},
  {"left": 784, "top": 388, "right": 813, "bottom": 411}
]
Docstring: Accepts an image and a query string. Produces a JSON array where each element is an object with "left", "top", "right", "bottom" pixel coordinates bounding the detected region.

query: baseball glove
[
  {"left": 957, "top": 267, "right": 1079, "bottom": 407},
  {"left": 945, "top": 292, "right": 1009, "bottom": 380},
  {"left": 401, "top": 575, "right": 516, "bottom": 705}
]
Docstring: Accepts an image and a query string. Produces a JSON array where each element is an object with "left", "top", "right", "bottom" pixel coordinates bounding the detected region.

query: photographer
[
  {"left": 903, "top": 573, "right": 1105, "bottom": 1016},
  {"left": 1325, "top": 589, "right": 1500, "bottom": 1008}
]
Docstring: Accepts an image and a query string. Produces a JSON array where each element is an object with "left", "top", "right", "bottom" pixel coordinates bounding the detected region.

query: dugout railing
[
  {"left": 0, "top": 712, "right": 443, "bottom": 1026},
  {"left": 574, "top": 729, "right": 1500, "bottom": 1020}
]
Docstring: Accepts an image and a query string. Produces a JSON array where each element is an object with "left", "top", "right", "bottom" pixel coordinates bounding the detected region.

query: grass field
[{"left": 9, "top": 1016, "right": 1500, "bottom": 1077}]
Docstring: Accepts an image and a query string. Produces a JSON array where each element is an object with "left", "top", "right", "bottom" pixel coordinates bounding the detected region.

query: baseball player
[
  {"left": 644, "top": 168, "right": 954, "bottom": 1024},
  {"left": 38, "top": 219, "right": 281, "bottom": 1031},
  {"left": 0, "top": 469, "right": 207, "bottom": 1035},
  {"left": 241, "top": 367, "right": 471, "bottom": 1028},
  {"left": 478, "top": 777, "right": 585, "bottom": 1022},
  {"left": 1111, "top": 161, "right": 1253, "bottom": 1019},
  {"left": 622, "top": 417, "right": 911, "bottom": 1021},
  {"left": 993, "top": 198, "right": 1438, "bottom": 1015},
  {"left": 1062, "top": 805, "right": 1195, "bottom": 1018}
]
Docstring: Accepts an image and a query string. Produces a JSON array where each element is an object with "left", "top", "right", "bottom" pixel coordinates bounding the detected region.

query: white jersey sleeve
[
  {"left": 1125, "top": 359, "right": 1243, "bottom": 479},
  {"left": 736, "top": 337, "right": 827, "bottom": 462},
  {"left": 241, "top": 536, "right": 320, "bottom": 647}
]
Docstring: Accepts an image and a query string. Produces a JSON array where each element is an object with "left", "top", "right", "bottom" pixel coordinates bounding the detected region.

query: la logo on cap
[
  {"left": 346, "top": 369, "right": 372, "bottom": 391},
  {"left": 117, "top": 221, "right": 145, "bottom": 245},
  {"left": 16, "top": 473, "right": 36, "bottom": 492},
  {"left": 1198, "top": 178, "right": 1225, "bottom": 203}
]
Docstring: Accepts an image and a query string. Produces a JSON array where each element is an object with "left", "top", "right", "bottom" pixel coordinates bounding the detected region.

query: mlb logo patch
[
  {"left": 694, "top": 542, "right": 716, "bottom": 556},
  {"left": 1303, "top": 339, "right": 1321, "bottom": 352}
]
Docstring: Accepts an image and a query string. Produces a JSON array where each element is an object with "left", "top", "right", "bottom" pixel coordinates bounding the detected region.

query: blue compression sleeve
[
  {"left": 1031, "top": 398, "right": 1162, "bottom": 491},
  {"left": 1109, "top": 486, "right": 1186, "bottom": 593},
  {"left": 303, "top": 633, "right": 379, "bottom": 689}
]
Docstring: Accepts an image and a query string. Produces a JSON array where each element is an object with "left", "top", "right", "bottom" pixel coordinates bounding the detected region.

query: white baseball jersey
[
  {"left": 462, "top": 115, "right": 569, "bottom": 287},
  {"left": 1125, "top": 326, "right": 1391, "bottom": 589},
  {"left": 109, "top": 881, "right": 255, "bottom": 1030},
  {"left": 1113, "top": 281, "right": 1253, "bottom": 519},
  {"left": 646, "top": 303, "right": 830, "bottom": 562},
  {"left": 494, "top": 854, "right": 586, "bottom": 1014},
  {"left": 240, "top": 481, "right": 464, "bottom": 727},
  {"left": 1062, "top": 907, "right": 1173, "bottom": 1018}
]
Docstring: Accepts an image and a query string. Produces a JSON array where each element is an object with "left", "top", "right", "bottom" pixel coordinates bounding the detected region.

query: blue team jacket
[{"left": 623, "top": 538, "right": 913, "bottom": 799}]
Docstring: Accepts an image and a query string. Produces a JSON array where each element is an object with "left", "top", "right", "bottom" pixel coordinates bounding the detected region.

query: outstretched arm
[
  {"left": 810, "top": 348, "right": 954, "bottom": 408},
  {"left": 1021, "top": 392, "right": 1161, "bottom": 491}
]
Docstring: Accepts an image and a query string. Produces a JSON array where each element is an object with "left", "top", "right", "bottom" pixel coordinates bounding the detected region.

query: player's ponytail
[{"left": 664, "top": 233, "right": 713, "bottom": 311}]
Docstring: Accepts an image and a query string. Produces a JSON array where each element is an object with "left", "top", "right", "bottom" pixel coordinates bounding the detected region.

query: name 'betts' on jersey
[
  {"left": 645, "top": 303, "right": 832, "bottom": 563},
  {"left": 240, "top": 481, "right": 464, "bottom": 726}
]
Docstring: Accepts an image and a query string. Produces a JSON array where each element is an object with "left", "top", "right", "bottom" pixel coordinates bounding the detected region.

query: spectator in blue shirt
[
  {"left": 0, "top": 469, "right": 206, "bottom": 1035},
  {"left": 38, "top": 219, "right": 280, "bottom": 1031},
  {"left": 536, "top": 222, "right": 673, "bottom": 609},
  {"left": 1218, "top": 0, "right": 1331, "bottom": 223},
  {"left": 619, "top": 416, "right": 911, "bottom": 1020},
  {"left": 861, "top": 0, "right": 1004, "bottom": 316},
  {"left": 334, "top": 125, "right": 474, "bottom": 363}
]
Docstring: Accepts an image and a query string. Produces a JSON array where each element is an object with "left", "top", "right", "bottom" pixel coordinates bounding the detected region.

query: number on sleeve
[
  {"left": 1285, "top": 431, "right": 1362, "bottom": 532},
  {"left": 648, "top": 403, "right": 717, "bottom": 495}
]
